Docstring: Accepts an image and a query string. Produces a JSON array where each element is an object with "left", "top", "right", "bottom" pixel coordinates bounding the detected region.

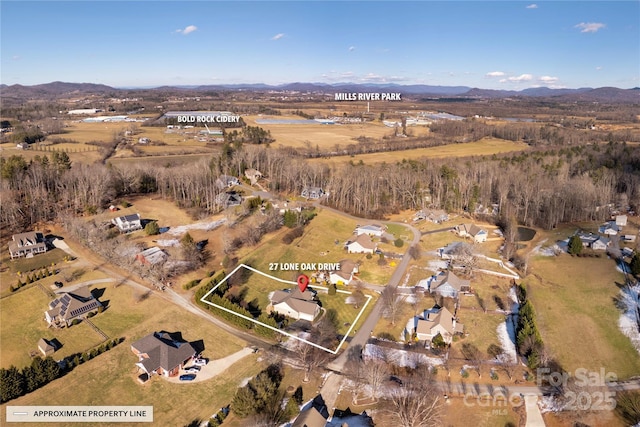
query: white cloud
[
  {"left": 575, "top": 22, "right": 605, "bottom": 33},
  {"left": 348, "top": 46, "right": 356, "bottom": 52},
  {"left": 499, "top": 79, "right": 507, "bottom": 83},
  {"left": 486, "top": 71, "right": 505, "bottom": 78},
  {"left": 539, "top": 76, "right": 559, "bottom": 83},
  {"left": 12, "top": 55, "right": 20, "bottom": 61},
  {"left": 526, "top": 4, "right": 538, "bottom": 9},
  {"left": 596, "top": 66, "right": 603, "bottom": 71},
  {"left": 175, "top": 25, "right": 198, "bottom": 35},
  {"left": 507, "top": 74, "right": 533, "bottom": 82},
  {"left": 271, "top": 33, "right": 285, "bottom": 40}
]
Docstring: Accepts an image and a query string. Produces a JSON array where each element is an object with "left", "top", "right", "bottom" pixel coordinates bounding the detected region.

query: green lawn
[
  {"left": 1, "top": 348, "right": 263, "bottom": 427},
  {"left": 317, "top": 289, "right": 374, "bottom": 337},
  {"left": 8, "top": 248, "right": 68, "bottom": 274},
  {"left": 526, "top": 255, "right": 640, "bottom": 379},
  {"left": 0, "top": 286, "right": 106, "bottom": 368}
]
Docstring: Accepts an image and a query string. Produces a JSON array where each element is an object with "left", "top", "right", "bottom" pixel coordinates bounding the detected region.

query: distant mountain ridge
[{"left": 1, "top": 81, "right": 638, "bottom": 103}]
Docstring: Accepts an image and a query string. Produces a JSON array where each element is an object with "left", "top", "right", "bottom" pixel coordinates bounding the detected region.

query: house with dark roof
[
  {"left": 269, "top": 287, "right": 320, "bottom": 322},
  {"left": 9, "top": 231, "right": 47, "bottom": 259},
  {"left": 112, "top": 213, "right": 142, "bottom": 233},
  {"left": 45, "top": 287, "right": 102, "bottom": 327},
  {"left": 215, "top": 192, "right": 243, "bottom": 209},
  {"left": 430, "top": 271, "right": 471, "bottom": 299},
  {"left": 599, "top": 221, "right": 620, "bottom": 236},
  {"left": 131, "top": 331, "right": 197, "bottom": 378}
]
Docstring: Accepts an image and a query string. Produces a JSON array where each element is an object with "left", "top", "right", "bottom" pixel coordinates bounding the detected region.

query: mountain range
[{"left": 1, "top": 81, "right": 638, "bottom": 103}]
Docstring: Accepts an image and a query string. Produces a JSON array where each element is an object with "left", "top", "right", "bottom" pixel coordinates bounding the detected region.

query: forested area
[{"left": 1, "top": 140, "right": 639, "bottom": 233}]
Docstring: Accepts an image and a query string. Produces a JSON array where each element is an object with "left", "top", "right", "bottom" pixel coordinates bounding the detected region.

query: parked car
[
  {"left": 184, "top": 366, "right": 200, "bottom": 374},
  {"left": 179, "top": 374, "right": 196, "bottom": 381},
  {"left": 193, "top": 358, "right": 208, "bottom": 366},
  {"left": 54, "top": 281, "right": 63, "bottom": 288}
]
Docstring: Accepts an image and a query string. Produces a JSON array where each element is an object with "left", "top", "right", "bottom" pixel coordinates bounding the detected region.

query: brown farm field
[
  {"left": 308, "top": 137, "right": 530, "bottom": 166},
  {"left": 525, "top": 255, "right": 640, "bottom": 379}
]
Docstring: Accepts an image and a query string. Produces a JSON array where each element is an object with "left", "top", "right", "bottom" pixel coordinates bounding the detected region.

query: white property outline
[{"left": 199, "top": 263, "right": 372, "bottom": 354}]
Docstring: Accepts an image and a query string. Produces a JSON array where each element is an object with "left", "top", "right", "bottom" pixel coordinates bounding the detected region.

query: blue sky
[{"left": 1, "top": 1, "right": 638, "bottom": 89}]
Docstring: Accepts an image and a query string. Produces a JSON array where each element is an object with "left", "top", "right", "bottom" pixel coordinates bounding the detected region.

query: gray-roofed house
[
  {"left": 244, "top": 168, "right": 263, "bottom": 185},
  {"left": 301, "top": 186, "right": 326, "bottom": 200},
  {"left": 215, "top": 192, "right": 243, "bottom": 209},
  {"left": 131, "top": 331, "right": 197, "bottom": 378},
  {"left": 45, "top": 287, "right": 102, "bottom": 327},
  {"left": 112, "top": 213, "right": 142, "bottom": 233},
  {"left": 430, "top": 271, "right": 471, "bottom": 299},
  {"left": 455, "top": 223, "right": 488, "bottom": 243},
  {"left": 269, "top": 287, "right": 320, "bottom": 322},
  {"left": 355, "top": 224, "right": 386, "bottom": 237},
  {"left": 328, "top": 260, "right": 359, "bottom": 285},
  {"left": 9, "top": 231, "right": 47, "bottom": 259},
  {"left": 136, "top": 247, "right": 168, "bottom": 265},
  {"left": 38, "top": 338, "right": 56, "bottom": 356},
  {"left": 216, "top": 175, "right": 240, "bottom": 190},
  {"left": 345, "top": 234, "right": 376, "bottom": 254},
  {"left": 599, "top": 221, "right": 620, "bottom": 236},
  {"left": 292, "top": 395, "right": 329, "bottom": 427},
  {"left": 407, "top": 306, "right": 463, "bottom": 344}
]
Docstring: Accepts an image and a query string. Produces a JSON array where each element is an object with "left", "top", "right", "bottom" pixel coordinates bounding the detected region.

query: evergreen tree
[
  {"left": 568, "top": 235, "right": 583, "bottom": 255},
  {"left": 231, "top": 386, "right": 257, "bottom": 418},
  {"left": 0, "top": 366, "right": 25, "bottom": 403},
  {"left": 630, "top": 252, "right": 640, "bottom": 276},
  {"left": 144, "top": 221, "right": 160, "bottom": 236}
]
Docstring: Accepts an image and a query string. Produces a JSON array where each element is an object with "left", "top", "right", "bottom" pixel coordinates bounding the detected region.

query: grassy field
[
  {"left": 243, "top": 115, "right": 396, "bottom": 150},
  {"left": 0, "top": 349, "right": 263, "bottom": 427},
  {"left": 0, "top": 286, "right": 108, "bottom": 368},
  {"left": 308, "top": 137, "right": 530, "bottom": 166},
  {"left": 525, "top": 255, "right": 640, "bottom": 379},
  {"left": 450, "top": 311, "right": 506, "bottom": 361}
]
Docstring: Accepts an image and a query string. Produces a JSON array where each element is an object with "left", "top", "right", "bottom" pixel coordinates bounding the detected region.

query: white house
[
  {"left": 216, "top": 175, "right": 240, "bottom": 189},
  {"left": 599, "top": 221, "right": 620, "bottom": 236},
  {"left": 345, "top": 234, "right": 376, "bottom": 254},
  {"left": 615, "top": 215, "right": 628, "bottom": 227},
  {"left": 354, "top": 224, "right": 386, "bottom": 237},
  {"left": 455, "top": 223, "right": 488, "bottom": 243},
  {"left": 591, "top": 236, "right": 611, "bottom": 251},
  {"left": 430, "top": 271, "right": 471, "bottom": 299},
  {"left": 269, "top": 288, "right": 320, "bottom": 322},
  {"left": 112, "top": 213, "right": 142, "bottom": 233},
  {"left": 9, "top": 231, "right": 47, "bottom": 259},
  {"left": 301, "top": 186, "right": 326, "bottom": 200},
  {"left": 328, "top": 260, "right": 359, "bottom": 285}
]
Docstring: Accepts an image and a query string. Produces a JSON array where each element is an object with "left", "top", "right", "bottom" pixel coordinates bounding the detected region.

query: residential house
[
  {"left": 439, "top": 241, "right": 466, "bottom": 260},
  {"left": 616, "top": 215, "right": 628, "bottom": 227},
  {"left": 112, "top": 213, "right": 142, "bottom": 233},
  {"left": 455, "top": 223, "right": 488, "bottom": 243},
  {"left": 138, "top": 137, "right": 150, "bottom": 144},
  {"left": 9, "top": 231, "right": 47, "bottom": 259},
  {"left": 354, "top": 224, "right": 386, "bottom": 237},
  {"left": 622, "top": 234, "right": 637, "bottom": 243},
  {"left": 599, "top": 221, "right": 620, "bottom": 236},
  {"left": 269, "top": 287, "right": 320, "bottom": 322},
  {"left": 575, "top": 231, "right": 599, "bottom": 248},
  {"left": 430, "top": 271, "right": 471, "bottom": 299},
  {"left": 292, "top": 395, "right": 329, "bottom": 427},
  {"left": 38, "top": 338, "right": 56, "bottom": 356},
  {"left": 301, "top": 186, "right": 326, "bottom": 200},
  {"left": 244, "top": 168, "right": 263, "bottom": 185},
  {"left": 215, "top": 175, "right": 240, "bottom": 190},
  {"left": 136, "top": 247, "right": 168, "bottom": 266},
  {"left": 407, "top": 306, "right": 463, "bottom": 344},
  {"left": 345, "top": 234, "right": 376, "bottom": 254},
  {"left": 215, "top": 192, "right": 243, "bottom": 209},
  {"left": 591, "top": 236, "right": 611, "bottom": 251},
  {"left": 131, "top": 331, "right": 197, "bottom": 378},
  {"left": 416, "top": 209, "right": 449, "bottom": 223},
  {"left": 328, "top": 260, "right": 359, "bottom": 285},
  {"left": 45, "top": 287, "right": 102, "bottom": 327}
]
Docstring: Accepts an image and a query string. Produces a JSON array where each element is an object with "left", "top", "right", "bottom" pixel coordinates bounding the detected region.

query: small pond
[{"left": 516, "top": 227, "right": 536, "bottom": 242}]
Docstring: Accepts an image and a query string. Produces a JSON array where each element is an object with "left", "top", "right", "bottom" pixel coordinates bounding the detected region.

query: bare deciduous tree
[
  {"left": 362, "top": 357, "right": 389, "bottom": 399},
  {"left": 382, "top": 286, "right": 402, "bottom": 325}
]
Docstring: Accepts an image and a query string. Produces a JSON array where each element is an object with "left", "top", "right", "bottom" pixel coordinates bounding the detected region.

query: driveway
[{"left": 163, "top": 347, "right": 254, "bottom": 384}]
